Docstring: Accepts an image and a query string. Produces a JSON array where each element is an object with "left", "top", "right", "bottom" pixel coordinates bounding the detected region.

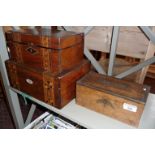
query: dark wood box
[
  {"left": 5, "top": 29, "right": 84, "bottom": 74},
  {"left": 5, "top": 59, "right": 90, "bottom": 109},
  {"left": 76, "top": 71, "right": 150, "bottom": 127}
]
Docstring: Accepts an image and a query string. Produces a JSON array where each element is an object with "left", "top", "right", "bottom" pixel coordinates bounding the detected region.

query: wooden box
[
  {"left": 5, "top": 59, "right": 90, "bottom": 109},
  {"left": 5, "top": 29, "right": 84, "bottom": 73},
  {"left": 76, "top": 71, "right": 150, "bottom": 127}
]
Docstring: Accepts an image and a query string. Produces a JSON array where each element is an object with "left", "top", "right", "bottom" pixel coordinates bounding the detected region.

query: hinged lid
[
  {"left": 77, "top": 71, "right": 150, "bottom": 104},
  {"left": 5, "top": 29, "right": 84, "bottom": 49}
]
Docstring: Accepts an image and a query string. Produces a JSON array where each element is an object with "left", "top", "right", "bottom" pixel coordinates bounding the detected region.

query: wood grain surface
[
  {"left": 5, "top": 60, "right": 90, "bottom": 109},
  {"left": 76, "top": 71, "right": 150, "bottom": 127},
  {"left": 6, "top": 29, "right": 84, "bottom": 74}
]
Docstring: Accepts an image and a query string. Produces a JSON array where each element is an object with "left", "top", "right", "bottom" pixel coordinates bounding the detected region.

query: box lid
[
  {"left": 5, "top": 29, "right": 84, "bottom": 49},
  {"left": 77, "top": 71, "right": 150, "bottom": 104}
]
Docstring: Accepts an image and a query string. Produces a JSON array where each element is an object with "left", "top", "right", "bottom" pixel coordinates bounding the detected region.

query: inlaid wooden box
[
  {"left": 76, "top": 71, "right": 150, "bottom": 127},
  {"left": 5, "top": 60, "right": 90, "bottom": 109},
  {"left": 5, "top": 29, "right": 84, "bottom": 74}
]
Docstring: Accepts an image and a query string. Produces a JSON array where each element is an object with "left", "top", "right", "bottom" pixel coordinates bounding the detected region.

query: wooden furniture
[
  {"left": 76, "top": 71, "right": 150, "bottom": 127},
  {"left": 6, "top": 60, "right": 90, "bottom": 108},
  {"left": 70, "top": 26, "right": 155, "bottom": 83},
  {"left": 4, "top": 28, "right": 90, "bottom": 109},
  {"left": 70, "top": 27, "right": 150, "bottom": 59},
  {"left": 5, "top": 29, "right": 84, "bottom": 74},
  {"left": 1, "top": 26, "right": 155, "bottom": 129}
]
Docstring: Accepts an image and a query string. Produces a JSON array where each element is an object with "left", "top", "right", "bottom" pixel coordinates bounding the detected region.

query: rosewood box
[
  {"left": 6, "top": 60, "right": 90, "bottom": 109},
  {"left": 5, "top": 29, "right": 84, "bottom": 74}
]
